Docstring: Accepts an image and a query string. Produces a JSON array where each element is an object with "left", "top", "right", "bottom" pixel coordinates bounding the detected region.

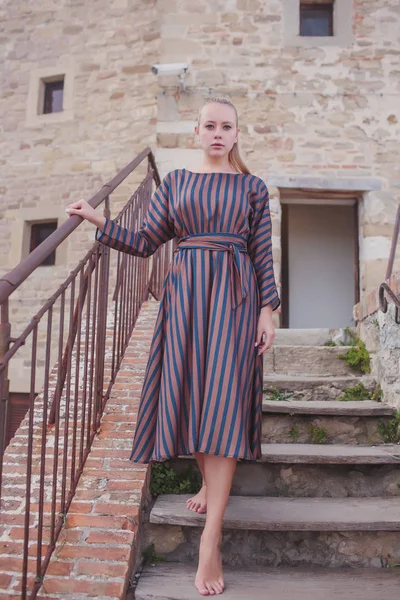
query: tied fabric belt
[{"left": 174, "top": 232, "right": 249, "bottom": 310}]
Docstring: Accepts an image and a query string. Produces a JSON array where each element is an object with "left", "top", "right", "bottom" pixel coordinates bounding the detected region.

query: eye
[
  {"left": 205, "top": 124, "right": 214, "bottom": 129},
  {"left": 224, "top": 125, "right": 232, "bottom": 129}
]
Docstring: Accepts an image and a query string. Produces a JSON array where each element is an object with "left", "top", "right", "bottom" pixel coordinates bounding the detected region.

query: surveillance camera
[{"left": 151, "top": 63, "right": 189, "bottom": 75}]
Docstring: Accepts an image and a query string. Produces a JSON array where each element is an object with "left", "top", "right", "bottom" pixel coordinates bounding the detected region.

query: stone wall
[
  {"left": 355, "top": 270, "right": 400, "bottom": 409},
  {"left": 0, "top": 0, "right": 159, "bottom": 392},
  {"left": 155, "top": 0, "right": 400, "bottom": 305}
]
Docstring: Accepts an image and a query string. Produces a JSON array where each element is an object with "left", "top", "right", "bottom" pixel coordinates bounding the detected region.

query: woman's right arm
[{"left": 66, "top": 172, "right": 176, "bottom": 258}]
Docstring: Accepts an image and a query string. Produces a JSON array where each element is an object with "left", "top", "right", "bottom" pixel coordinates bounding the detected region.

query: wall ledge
[{"left": 354, "top": 271, "right": 400, "bottom": 322}]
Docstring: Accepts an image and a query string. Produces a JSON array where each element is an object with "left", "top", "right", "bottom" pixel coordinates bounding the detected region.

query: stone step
[
  {"left": 262, "top": 400, "right": 395, "bottom": 416},
  {"left": 145, "top": 495, "right": 400, "bottom": 568},
  {"left": 263, "top": 374, "right": 377, "bottom": 401},
  {"left": 135, "top": 563, "right": 400, "bottom": 600},
  {"left": 175, "top": 443, "right": 400, "bottom": 467},
  {"left": 258, "top": 443, "right": 400, "bottom": 464},
  {"left": 261, "top": 400, "right": 394, "bottom": 444},
  {"left": 150, "top": 495, "right": 400, "bottom": 531},
  {"left": 263, "top": 345, "right": 365, "bottom": 377},
  {"left": 274, "top": 327, "right": 356, "bottom": 347},
  {"left": 172, "top": 444, "right": 400, "bottom": 498}
]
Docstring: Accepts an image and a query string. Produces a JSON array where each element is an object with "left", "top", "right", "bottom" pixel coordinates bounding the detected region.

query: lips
[{"left": 212, "top": 144, "right": 224, "bottom": 147}]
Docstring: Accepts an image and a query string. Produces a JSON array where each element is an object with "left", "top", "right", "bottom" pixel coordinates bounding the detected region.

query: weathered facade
[
  {"left": 1, "top": 3, "right": 400, "bottom": 596},
  {"left": 1, "top": 0, "right": 400, "bottom": 390}
]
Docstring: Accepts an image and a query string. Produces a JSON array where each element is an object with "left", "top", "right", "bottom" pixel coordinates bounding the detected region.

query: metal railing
[
  {"left": 0, "top": 149, "right": 175, "bottom": 598},
  {"left": 379, "top": 202, "right": 400, "bottom": 324}
]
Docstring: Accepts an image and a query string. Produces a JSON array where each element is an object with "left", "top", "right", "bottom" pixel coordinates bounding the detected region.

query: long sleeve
[
  {"left": 247, "top": 178, "right": 281, "bottom": 311},
  {"left": 95, "top": 172, "right": 175, "bottom": 257}
]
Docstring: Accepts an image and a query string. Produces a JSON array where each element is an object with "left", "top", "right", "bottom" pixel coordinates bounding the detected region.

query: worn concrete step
[
  {"left": 262, "top": 400, "right": 395, "bottom": 445},
  {"left": 172, "top": 444, "right": 400, "bottom": 498},
  {"left": 263, "top": 345, "right": 366, "bottom": 377},
  {"left": 232, "top": 458, "right": 400, "bottom": 498},
  {"left": 170, "top": 444, "right": 400, "bottom": 501},
  {"left": 145, "top": 495, "right": 400, "bottom": 567},
  {"left": 274, "top": 327, "right": 356, "bottom": 347},
  {"left": 150, "top": 494, "right": 400, "bottom": 531},
  {"left": 258, "top": 443, "right": 400, "bottom": 464},
  {"left": 263, "top": 374, "right": 377, "bottom": 401},
  {"left": 135, "top": 562, "right": 400, "bottom": 600},
  {"left": 176, "top": 443, "right": 400, "bottom": 467},
  {"left": 262, "top": 400, "right": 395, "bottom": 416}
]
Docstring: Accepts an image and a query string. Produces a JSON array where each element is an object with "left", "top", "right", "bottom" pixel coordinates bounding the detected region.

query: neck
[{"left": 201, "top": 157, "right": 233, "bottom": 173}]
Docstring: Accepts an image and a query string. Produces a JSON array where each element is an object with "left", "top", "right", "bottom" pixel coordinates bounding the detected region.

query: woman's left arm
[{"left": 247, "top": 178, "right": 281, "bottom": 355}]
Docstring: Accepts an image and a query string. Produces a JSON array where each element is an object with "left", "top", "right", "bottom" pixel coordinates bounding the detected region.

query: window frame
[{"left": 26, "top": 65, "right": 74, "bottom": 126}]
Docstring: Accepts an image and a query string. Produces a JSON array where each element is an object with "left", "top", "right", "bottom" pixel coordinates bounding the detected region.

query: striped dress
[{"left": 95, "top": 168, "right": 280, "bottom": 463}]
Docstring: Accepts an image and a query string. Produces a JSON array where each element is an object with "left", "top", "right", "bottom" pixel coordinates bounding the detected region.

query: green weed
[
  {"left": 308, "top": 425, "right": 328, "bottom": 444},
  {"left": 142, "top": 543, "right": 166, "bottom": 565},
  {"left": 339, "top": 383, "right": 371, "bottom": 401},
  {"left": 150, "top": 460, "right": 202, "bottom": 496},
  {"left": 338, "top": 329, "right": 371, "bottom": 374},
  {"left": 376, "top": 410, "right": 400, "bottom": 443},
  {"left": 265, "top": 387, "right": 294, "bottom": 402},
  {"left": 289, "top": 424, "right": 299, "bottom": 441}
]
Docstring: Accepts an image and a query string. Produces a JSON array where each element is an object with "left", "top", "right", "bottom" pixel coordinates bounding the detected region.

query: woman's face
[{"left": 195, "top": 103, "right": 239, "bottom": 158}]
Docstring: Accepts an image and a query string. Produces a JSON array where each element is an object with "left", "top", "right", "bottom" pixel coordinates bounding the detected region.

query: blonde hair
[{"left": 198, "top": 96, "right": 251, "bottom": 174}]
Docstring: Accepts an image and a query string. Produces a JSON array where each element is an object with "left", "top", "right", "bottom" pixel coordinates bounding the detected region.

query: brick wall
[{"left": 0, "top": 299, "right": 159, "bottom": 599}]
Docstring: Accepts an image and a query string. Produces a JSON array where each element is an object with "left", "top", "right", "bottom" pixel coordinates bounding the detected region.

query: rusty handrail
[
  {"left": 0, "top": 147, "right": 160, "bottom": 306},
  {"left": 379, "top": 202, "right": 400, "bottom": 323},
  {"left": 0, "top": 149, "right": 174, "bottom": 599},
  {"left": 385, "top": 203, "right": 400, "bottom": 281}
]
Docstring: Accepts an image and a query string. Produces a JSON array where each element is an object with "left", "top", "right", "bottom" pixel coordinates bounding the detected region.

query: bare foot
[
  {"left": 186, "top": 485, "right": 207, "bottom": 513},
  {"left": 195, "top": 531, "right": 224, "bottom": 596}
]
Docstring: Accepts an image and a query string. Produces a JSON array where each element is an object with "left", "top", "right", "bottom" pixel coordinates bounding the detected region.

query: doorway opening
[{"left": 280, "top": 193, "right": 360, "bottom": 329}]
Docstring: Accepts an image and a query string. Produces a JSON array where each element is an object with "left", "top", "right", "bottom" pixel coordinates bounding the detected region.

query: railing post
[
  {"left": 0, "top": 300, "right": 11, "bottom": 504},
  {"left": 385, "top": 203, "right": 400, "bottom": 281},
  {"left": 93, "top": 196, "right": 111, "bottom": 430}
]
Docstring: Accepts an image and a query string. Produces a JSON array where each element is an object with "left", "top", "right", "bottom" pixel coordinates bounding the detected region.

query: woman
[{"left": 66, "top": 96, "right": 280, "bottom": 596}]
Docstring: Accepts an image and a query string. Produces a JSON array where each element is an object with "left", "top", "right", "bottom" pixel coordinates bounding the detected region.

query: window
[
  {"left": 284, "top": 0, "right": 351, "bottom": 47},
  {"left": 26, "top": 66, "right": 74, "bottom": 126},
  {"left": 29, "top": 221, "right": 58, "bottom": 266},
  {"left": 300, "top": 2, "right": 333, "bottom": 36},
  {"left": 43, "top": 79, "right": 64, "bottom": 114}
]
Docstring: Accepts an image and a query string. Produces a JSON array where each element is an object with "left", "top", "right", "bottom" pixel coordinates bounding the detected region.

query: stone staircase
[{"left": 132, "top": 329, "right": 400, "bottom": 599}]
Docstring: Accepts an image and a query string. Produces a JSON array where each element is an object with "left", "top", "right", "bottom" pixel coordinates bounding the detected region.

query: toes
[
  {"left": 215, "top": 582, "right": 224, "bottom": 594},
  {"left": 211, "top": 582, "right": 221, "bottom": 594},
  {"left": 198, "top": 588, "right": 209, "bottom": 596},
  {"left": 205, "top": 583, "right": 214, "bottom": 595}
]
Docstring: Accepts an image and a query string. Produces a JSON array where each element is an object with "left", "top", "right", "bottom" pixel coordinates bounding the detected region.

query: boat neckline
[{"left": 181, "top": 168, "right": 246, "bottom": 175}]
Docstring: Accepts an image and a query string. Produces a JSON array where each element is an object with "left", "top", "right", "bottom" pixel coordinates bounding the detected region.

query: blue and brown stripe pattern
[{"left": 96, "top": 168, "right": 280, "bottom": 463}]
